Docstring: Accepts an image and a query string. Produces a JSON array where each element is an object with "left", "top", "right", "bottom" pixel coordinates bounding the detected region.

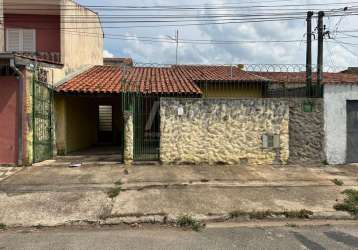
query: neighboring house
[
  {"left": 254, "top": 71, "right": 358, "bottom": 165},
  {"left": 104, "top": 57, "right": 134, "bottom": 67},
  {"left": 324, "top": 75, "right": 358, "bottom": 165},
  {"left": 0, "top": 0, "right": 103, "bottom": 165}
]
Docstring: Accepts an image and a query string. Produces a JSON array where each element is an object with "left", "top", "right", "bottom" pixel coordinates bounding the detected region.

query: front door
[{"left": 347, "top": 101, "right": 358, "bottom": 163}]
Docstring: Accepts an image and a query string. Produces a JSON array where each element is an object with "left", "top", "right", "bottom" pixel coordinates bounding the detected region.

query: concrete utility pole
[
  {"left": 167, "top": 30, "right": 179, "bottom": 65},
  {"left": 317, "top": 11, "right": 325, "bottom": 86},
  {"left": 306, "top": 11, "right": 314, "bottom": 92},
  {"left": 175, "top": 30, "right": 179, "bottom": 65}
]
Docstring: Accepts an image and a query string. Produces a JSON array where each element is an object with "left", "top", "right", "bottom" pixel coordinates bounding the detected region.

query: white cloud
[
  {"left": 78, "top": 0, "right": 358, "bottom": 69},
  {"left": 103, "top": 50, "right": 115, "bottom": 58}
]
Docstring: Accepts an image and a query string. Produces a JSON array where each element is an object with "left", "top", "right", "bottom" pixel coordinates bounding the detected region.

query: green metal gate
[
  {"left": 133, "top": 94, "right": 160, "bottom": 161},
  {"left": 33, "top": 71, "right": 53, "bottom": 163}
]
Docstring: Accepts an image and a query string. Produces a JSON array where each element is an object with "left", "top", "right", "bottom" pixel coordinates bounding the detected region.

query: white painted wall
[
  {"left": 61, "top": 0, "right": 104, "bottom": 75},
  {"left": 325, "top": 84, "right": 358, "bottom": 164}
]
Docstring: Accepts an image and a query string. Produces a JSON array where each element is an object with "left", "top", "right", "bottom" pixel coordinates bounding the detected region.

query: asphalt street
[{"left": 0, "top": 222, "right": 358, "bottom": 250}]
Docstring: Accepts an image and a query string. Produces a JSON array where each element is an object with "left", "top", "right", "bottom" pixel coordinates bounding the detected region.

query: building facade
[{"left": 0, "top": 0, "right": 103, "bottom": 165}]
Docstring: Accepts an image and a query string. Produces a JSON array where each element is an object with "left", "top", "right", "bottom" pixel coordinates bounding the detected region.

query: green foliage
[
  {"left": 0, "top": 223, "right": 6, "bottom": 230},
  {"left": 176, "top": 215, "right": 204, "bottom": 232},
  {"left": 229, "top": 210, "right": 246, "bottom": 218},
  {"left": 107, "top": 179, "right": 123, "bottom": 199},
  {"left": 286, "top": 223, "right": 298, "bottom": 228},
  {"left": 107, "top": 186, "right": 122, "bottom": 199},
  {"left": 114, "top": 180, "right": 123, "bottom": 186},
  {"left": 283, "top": 209, "right": 313, "bottom": 219},
  {"left": 229, "top": 209, "right": 313, "bottom": 219},
  {"left": 332, "top": 179, "right": 344, "bottom": 186},
  {"left": 334, "top": 189, "right": 358, "bottom": 217}
]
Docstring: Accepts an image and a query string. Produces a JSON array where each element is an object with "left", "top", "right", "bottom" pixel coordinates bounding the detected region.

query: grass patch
[
  {"left": 332, "top": 179, "right": 344, "bottom": 186},
  {"left": 107, "top": 179, "right": 123, "bottom": 199},
  {"left": 286, "top": 223, "right": 299, "bottom": 228},
  {"left": 114, "top": 180, "right": 123, "bottom": 186},
  {"left": 229, "top": 209, "right": 313, "bottom": 220},
  {"left": 334, "top": 189, "right": 358, "bottom": 217},
  {"left": 176, "top": 215, "right": 204, "bottom": 232},
  {"left": 322, "top": 160, "right": 329, "bottom": 165},
  {"left": 229, "top": 210, "right": 246, "bottom": 218},
  {"left": 283, "top": 209, "right": 313, "bottom": 219},
  {"left": 0, "top": 223, "right": 6, "bottom": 230},
  {"left": 107, "top": 186, "right": 122, "bottom": 198}
]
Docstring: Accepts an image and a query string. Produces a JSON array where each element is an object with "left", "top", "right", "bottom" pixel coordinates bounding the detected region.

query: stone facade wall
[
  {"left": 288, "top": 99, "right": 324, "bottom": 164},
  {"left": 123, "top": 111, "right": 134, "bottom": 165},
  {"left": 160, "top": 98, "right": 289, "bottom": 165}
]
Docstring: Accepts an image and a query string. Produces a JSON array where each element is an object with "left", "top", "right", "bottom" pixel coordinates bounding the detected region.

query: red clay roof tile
[
  {"left": 56, "top": 65, "right": 267, "bottom": 95},
  {"left": 56, "top": 65, "right": 358, "bottom": 95}
]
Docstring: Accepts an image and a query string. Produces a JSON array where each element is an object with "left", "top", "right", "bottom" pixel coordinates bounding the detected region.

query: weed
[
  {"left": 0, "top": 223, "right": 6, "bottom": 230},
  {"left": 283, "top": 209, "right": 313, "bottom": 219},
  {"left": 229, "top": 209, "right": 313, "bottom": 220},
  {"left": 334, "top": 189, "right": 358, "bottom": 217},
  {"left": 107, "top": 186, "right": 122, "bottom": 199},
  {"left": 332, "top": 179, "right": 344, "bottom": 186},
  {"left": 98, "top": 205, "right": 113, "bottom": 220},
  {"left": 249, "top": 211, "right": 273, "bottom": 219},
  {"left": 322, "top": 160, "right": 329, "bottom": 165},
  {"left": 176, "top": 215, "right": 204, "bottom": 232},
  {"left": 229, "top": 210, "right": 246, "bottom": 218},
  {"left": 114, "top": 180, "right": 123, "bottom": 186},
  {"left": 286, "top": 223, "right": 298, "bottom": 228},
  {"left": 35, "top": 224, "right": 44, "bottom": 229},
  {"left": 107, "top": 179, "right": 123, "bottom": 199}
]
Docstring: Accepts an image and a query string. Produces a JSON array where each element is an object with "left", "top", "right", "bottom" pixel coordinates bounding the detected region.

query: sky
[{"left": 76, "top": 0, "right": 358, "bottom": 70}]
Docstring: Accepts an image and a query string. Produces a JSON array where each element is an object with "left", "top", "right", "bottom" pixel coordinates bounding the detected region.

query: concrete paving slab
[
  {"left": 0, "top": 167, "right": 24, "bottom": 183},
  {"left": 111, "top": 185, "right": 353, "bottom": 216},
  {"left": 0, "top": 163, "right": 357, "bottom": 227}
]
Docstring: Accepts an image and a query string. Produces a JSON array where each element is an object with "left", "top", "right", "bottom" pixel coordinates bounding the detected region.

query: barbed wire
[{"left": 132, "top": 62, "right": 344, "bottom": 72}]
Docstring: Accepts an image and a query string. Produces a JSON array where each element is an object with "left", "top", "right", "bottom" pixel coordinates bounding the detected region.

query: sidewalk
[
  {"left": 0, "top": 166, "right": 23, "bottom": 183},
  {"left": 0, "top": 163, "right": 357, "bottom": 227}
]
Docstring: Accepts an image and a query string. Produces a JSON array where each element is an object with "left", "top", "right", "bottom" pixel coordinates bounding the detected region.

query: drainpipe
[{"left": 10, "top": 58, "right": 24, "bottom": 166}]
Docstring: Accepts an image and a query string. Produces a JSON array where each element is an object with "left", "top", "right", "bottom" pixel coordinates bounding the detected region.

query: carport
[
  {"left": 54, "top": 93, "right": 124, "bottom": 161},
  {"left": 53, "top": 65, "right": 202, "bottom": 164}
]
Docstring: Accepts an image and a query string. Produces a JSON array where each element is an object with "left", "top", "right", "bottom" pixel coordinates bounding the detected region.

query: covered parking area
[{"left": 54, "top": 93, "right": 124, "bottom": 161}]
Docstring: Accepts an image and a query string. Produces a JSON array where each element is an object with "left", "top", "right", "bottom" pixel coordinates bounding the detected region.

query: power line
[
  {"left": 331, "top": 39, "right": 358, "bottom": 57},
  {"left": 2, "top": 2, "right": 358, "bottom": 12}
]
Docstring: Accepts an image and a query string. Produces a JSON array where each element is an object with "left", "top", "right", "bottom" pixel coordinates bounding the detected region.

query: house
[
  {"left": 54, "top": 65, "right": 269, "bottom": 162},
  {"left": 253, "top": 71, "right": 358, "bottom": 165},
  {"left": 0, "top": 0, "right": 103, "bottom": 165},
  {"left": 323, "top": 73, "right": 358, "bottom": 164},
  {"left": 1, "top": 2, "right": 358, "bottom": 166},
  {"left": 55, "top": 64, "right": 358, "bottom": 165}
]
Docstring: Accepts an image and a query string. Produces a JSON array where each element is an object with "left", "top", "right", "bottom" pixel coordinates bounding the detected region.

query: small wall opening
[{"left": 98, "top": 105, "right": 113, "bottom": 144}]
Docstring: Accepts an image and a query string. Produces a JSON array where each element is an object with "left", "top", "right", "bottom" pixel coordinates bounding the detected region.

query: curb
[
  {"left": 69, "top": 211, "right": 355, "bottom": 227},
  {"left": 0, "top": 211, "right": 355, "bottom": 230}
]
